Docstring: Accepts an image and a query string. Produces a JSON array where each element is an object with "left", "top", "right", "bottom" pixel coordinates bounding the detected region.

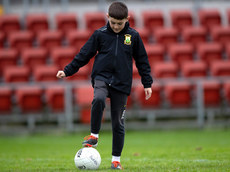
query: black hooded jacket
[{"left": 64, "top": 22, "right": 153, "bottom": 95}]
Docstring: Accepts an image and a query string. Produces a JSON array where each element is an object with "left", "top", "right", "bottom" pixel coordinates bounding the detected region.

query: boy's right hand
[{"left": 56, "top": 70, "right": 66, "bottom": 78}]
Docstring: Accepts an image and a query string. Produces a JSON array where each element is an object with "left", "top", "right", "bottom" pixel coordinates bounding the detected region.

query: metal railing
[{"left": 0, "top": 77, "right": 229, "bottom": 132}]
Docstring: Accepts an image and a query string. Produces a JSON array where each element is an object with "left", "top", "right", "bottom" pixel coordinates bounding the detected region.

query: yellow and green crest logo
[{"left": 124, "top": 34, "right": 131, "bottom": 45}]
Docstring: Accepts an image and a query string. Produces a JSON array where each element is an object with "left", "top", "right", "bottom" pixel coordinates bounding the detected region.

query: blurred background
[{"left": 0, "top": 0, "right": 230, "bottom": 134}]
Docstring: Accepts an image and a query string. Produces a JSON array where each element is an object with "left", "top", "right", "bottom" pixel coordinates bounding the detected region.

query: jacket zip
[
  {"left": 109, "top": 34, "right": 119, "bottom": 86},
  {"left": 115, "top": 34, "right": 119, "bottom": 56}
]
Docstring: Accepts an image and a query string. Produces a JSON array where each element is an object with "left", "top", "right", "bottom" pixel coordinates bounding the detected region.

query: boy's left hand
[{"left": 144, "top": 88, "right": 152, "bottom": 100}]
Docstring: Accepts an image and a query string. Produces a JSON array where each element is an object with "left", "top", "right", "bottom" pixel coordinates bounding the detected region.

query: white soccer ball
[{"left": 74, "top": 147, "right": 101, "bottom": 170}]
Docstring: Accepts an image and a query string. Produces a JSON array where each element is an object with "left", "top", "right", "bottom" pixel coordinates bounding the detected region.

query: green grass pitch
[{"left": 0, "top": 129, "right": 230, "bottom": 171}]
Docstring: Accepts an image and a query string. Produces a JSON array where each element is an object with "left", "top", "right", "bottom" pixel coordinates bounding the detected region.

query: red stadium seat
[
  {"left": 151, "top": 62, "right": 178, "bottom": 78},
  {"left": 55, "top": 13, "right": 78, "bottom": 36},
  {"left": 45, "top": 85, "right": 65, "bottom": 112},
  {"left": 134, "top": 28, "right": 150, "bottom": 45},
  {"left": 170, "top": 10, "right": 193, "bottom": 31},
  {"left": 223, "top": 81, "right": 230, "bottom": 104},
  {"left": 84, "top": 12, "right": 106, "bottom": 31},
  {"left": 164, "top": 81, "right": 192, "bottom": 107},
  {"left": 210, "top": 26, "right": 230, "bottom": 48},
  {"left": 226, "top": 44, "right": 230, "bottom": 60},
  {"left": 15, "top": 86, "right": 43, "bottom": 113},
  {"left": 198, "top": 9, "right": 221, "bottom": 31},
  {"left": 168, "top": 43, "right": 194, "bottom": 66},
  {"left": 8, "top": 31, "right": 34, "bottom": 53},
  {"left": 142, "top": 11, "right": 164, "bottom": 32},
  {"left": 3, "top": 66, "right": 30, "bottom": 83},
  {"left": 0, "top": 87, "right": 12, "bottom": 113},
  {"left": 33, "top": 65, "right": 59, "bottom": 82},
  {"left": 210, "top": 60, "right": 230, "bottom": 77},
  {"left": 66, "top": 30, "right": 91, "bottom": 53},
  {"left": 134, "top": 83, "right": 161, "bottom": 108},
  {"left": 202, "top": 80, "right": 221, "bottom": 106},
  {"left": 37, "top": 30, "right": 62, "bottom": 53},
  {"left": 21, "top": 48, "right": 48, "bottom": 70},
  {"left": 197, "top": 42, "right": 223, "bottom": 64},
  {"left": 0, "top": 14, "right": 20, "bottom": 36},
  {"left": 181, "top": 26, "right": 207, "bottom": 48},
  {"left": 74, "top": 85, "right": 94, "bottom": 123},
  {"left": 181, "top": 61, "right": 207, "bottom": 78},
  {"left": 26, "top": 14, "right": 49, "bottom": 36},
  {"left": 50, "top": 47, "right": 76, "bottom": 69},
  {"left": 227, "top": 9, "right": 230, "bottom": 25},
  {"left": 0, "top": 49, "right": 18, "bottom": 74},
  {"left": 145, "top": 44, "right": 165, "bottom": 65},
  {"left": 0, "top": 31, "right": 5, "bottom": 48},
  {"left": 154, "top": 27, "right": 178, "bottom": 49},
  {"left": 128, "top": 11, "right": 136, "bottom": 28}
]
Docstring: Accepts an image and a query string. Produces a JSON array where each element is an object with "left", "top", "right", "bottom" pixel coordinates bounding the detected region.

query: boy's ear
[{"left": 106, "top": 13, "right": 110, "bottom": 19}]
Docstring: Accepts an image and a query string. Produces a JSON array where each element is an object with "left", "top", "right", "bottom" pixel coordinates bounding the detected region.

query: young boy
[{"left": 56, "top": 2, "right": 153, "bottom": 170}]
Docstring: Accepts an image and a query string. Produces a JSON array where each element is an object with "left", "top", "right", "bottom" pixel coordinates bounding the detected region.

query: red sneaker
[
  {"left": 111, "top": 161, "right": 123, "bottom": 170},
  {"left": 82, "top": 135, "right": 98, "bottom": 148}
]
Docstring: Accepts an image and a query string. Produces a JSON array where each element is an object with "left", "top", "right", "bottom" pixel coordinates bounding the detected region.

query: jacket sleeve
[
  {"left": 64, "top": 31, "right": 99, "bottom": 77},
  {"left": 132, "top": 32, "right": 153, "bottom": 88}
]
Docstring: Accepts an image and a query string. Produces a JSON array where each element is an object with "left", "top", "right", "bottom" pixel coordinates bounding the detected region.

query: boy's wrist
[{"left": 63, "top": 69, "right": 69, "bottom": 77}]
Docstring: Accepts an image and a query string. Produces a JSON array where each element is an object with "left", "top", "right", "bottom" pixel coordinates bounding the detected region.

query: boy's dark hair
[{"left": 108, "top": 2, "right": 128, "bottom": 20}]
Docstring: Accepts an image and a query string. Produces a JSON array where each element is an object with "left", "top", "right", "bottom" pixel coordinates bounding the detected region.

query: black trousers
[{"left": 91, "top": 80, "right": 127, "bottom": 156}]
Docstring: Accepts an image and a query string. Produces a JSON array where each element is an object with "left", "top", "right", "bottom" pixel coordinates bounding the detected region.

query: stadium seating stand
[
  {"left": 84, "top": 12, "right": 106, "bottom": 32},
  {"left": 198, "top": 9, "right": 222, "bottom": 31},
  {"left": 145, "top": 44, "right": 165, "bottom": 65},
  {"left": 142, "top": 11, "right": 164, "bottom": 32},
  {"left": 197, "top": 42, "right": 223, "bottom": 64},
  {"left": 37, "top": 30, "right": 63, "bottom": 53},
  {"left": 181, "top": 61, "right": 207, "bottom": 78},
  {"left": 0, "top": 31, "right": 5, "bottom": 48},
  {"left": 154, "top": 27, "right": 179, "bottom": 49},
  {"left": 8, "top": 31, "right": 34, "bottom": 54},
  {"left": 0, "top": 87, "right": 12, "bottom": 114},
  {"left": 0, "top": 14, "right": 20, "bottom": 37},
  {"left": 202, "top": 80, "right": 221, "bottom": 106},
  {"left": 50, "top": 46, "right": 76, "bottom": 69},
  {"left": 164, "top": 81, "right": 192, "bottom": 107},
  {"left": 21, "top": 48, "right": 48, "bottom": 70},
  {"left": 3, "top": 66, "right": 30, "bottom": 83},
  {"left": 151, "top": 62, "right": 178, "bottom": 78},
  {"left": 26, "top": 14, "right": 49, "bottom": 37},
  {"left": 170, "top": 9, "right": 193, "bottom": 31},
  {"left": 168, "top": 43, "right": 194, "bottom": 66},
  {"left": 66, "top": 30, "right": 91, "bottom": 53},
  {"left": 74, "top": 85, "right": 94, "bottom": 124},
  {"left": 15, "top": 86, "right": 43, "bottom": 113},
  {"left": 210, "top": 60, "right": 230, "bottom": 77},
  {"left": 45, "top": 85, "right": 65, "bottom": 112},
  {"left": 55, "top": 13, "right": 78, "bottom": 36},
  {"left": 0, "top": 49, "right": 18, "bottom": 74},
  {"left": 33, "top": 65, "right": 59, "bottom": 82}
]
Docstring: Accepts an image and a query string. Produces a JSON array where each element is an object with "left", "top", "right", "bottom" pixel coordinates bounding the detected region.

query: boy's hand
[
  {"left": 56, "top": 71, "right": 66, "bottom": 78},
  {"left": 144, "top": 87, "right": 152, "bottom": 100}
]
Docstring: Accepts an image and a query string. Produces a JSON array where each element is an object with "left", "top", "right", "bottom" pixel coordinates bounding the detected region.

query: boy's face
[{"left": 107, "top": 15, "right": 128, "bottom": 33}]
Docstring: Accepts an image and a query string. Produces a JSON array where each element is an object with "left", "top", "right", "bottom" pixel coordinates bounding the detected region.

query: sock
[
  {"left": 112, "top": 156, "right": 120, "bottom": 162},
  {"left": 91, "top": 133, "right": 99, "bottom": 138}
]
